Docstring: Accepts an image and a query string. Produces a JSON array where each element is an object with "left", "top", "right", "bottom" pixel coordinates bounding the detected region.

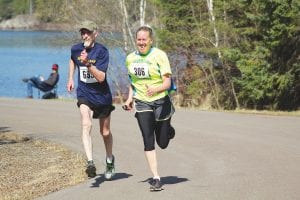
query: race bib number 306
[
  {"left": 129, "top": 63, "right": 150, "bottom": 79},
  {"left": 79, "top": 66, "right": 97, "bottom": 83}
]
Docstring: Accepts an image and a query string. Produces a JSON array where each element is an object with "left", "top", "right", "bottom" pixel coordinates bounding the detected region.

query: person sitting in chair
[{"left": 23, "top": 64, "right": 59, "bottom": 99}]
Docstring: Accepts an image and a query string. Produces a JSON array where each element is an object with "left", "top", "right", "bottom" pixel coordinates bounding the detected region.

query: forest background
[{"left": 0, "top": 0, "right": 299, "bottom": 111}]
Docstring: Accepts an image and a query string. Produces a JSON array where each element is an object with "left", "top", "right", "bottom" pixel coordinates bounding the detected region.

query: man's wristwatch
[{"left": 86, "top": 62, "right": 92, "bottom": 68}]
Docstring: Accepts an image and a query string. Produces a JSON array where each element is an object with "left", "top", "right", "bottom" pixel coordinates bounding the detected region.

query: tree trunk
[
  {"left": 29, "top": 0, "right": 33, "bottom": 15},
  {"left": 119, "top": 0, "right": 135, "bottom": 51},
  {"left": 207, "top": 0, "right": 240, "bottom": 109},
  {"left": 119, "top": 0, "right": 128, "bottom": 50},
  {"left": 206, "top": 0, "right": 221, "bottom": 58},
  {"left": 140, "top": 0, "right": 146, "bottom": 25}
]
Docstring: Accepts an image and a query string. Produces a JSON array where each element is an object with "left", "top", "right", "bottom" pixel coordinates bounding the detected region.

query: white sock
[
  {"left": 153, "top": 176, "right": 160, "bottom": 180},
  {"left": 106, "top": 156, "right": 113, "bottom": 163}
]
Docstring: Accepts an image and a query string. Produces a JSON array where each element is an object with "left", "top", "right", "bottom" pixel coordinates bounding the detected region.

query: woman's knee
[
  {"left": 101, "top": 130, "right": 111, "bottom": 137},
  {"left": 144, "top": 144, "right": 155, "bottom": 151},
  {"left": 157, "top": 140, "right": 169, "bottom": 149},
  {"left": 155, "top": 119, "right": 171, "bottom": 149},
  {"left": 136, "top": 112, "right": 156, "bottom": 151}
]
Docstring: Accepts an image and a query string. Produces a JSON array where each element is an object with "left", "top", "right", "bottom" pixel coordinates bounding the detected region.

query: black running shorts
[{"left": 77, "top": 98, "right": 115, "bottom": 119}]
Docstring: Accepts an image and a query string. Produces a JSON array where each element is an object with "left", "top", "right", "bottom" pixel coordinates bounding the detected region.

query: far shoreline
[{"left": 0, "top": 14, "right": 73, "bottom": 32}]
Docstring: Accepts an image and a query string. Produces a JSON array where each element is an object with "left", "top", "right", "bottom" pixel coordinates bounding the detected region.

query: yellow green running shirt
[{"left": 126, "top": 47, "right": 172, "bottom": 102}]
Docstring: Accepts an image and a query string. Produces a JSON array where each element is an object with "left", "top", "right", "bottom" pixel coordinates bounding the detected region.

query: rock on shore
[
  {"left": 0, "top": 15, "right": 39, "bottom": 30},
  {"left": 0, "top": 14, "right": 72, "bottom": 31}
]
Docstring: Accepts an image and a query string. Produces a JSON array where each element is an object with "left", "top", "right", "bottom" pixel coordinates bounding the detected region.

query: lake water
[{"left": 0, "top": 30, "right": 128, "bottom": 99}]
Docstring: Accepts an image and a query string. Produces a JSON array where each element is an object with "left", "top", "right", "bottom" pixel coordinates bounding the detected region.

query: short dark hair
[{"left": 135, "top": 25, "right": 153, "bottom": 39}]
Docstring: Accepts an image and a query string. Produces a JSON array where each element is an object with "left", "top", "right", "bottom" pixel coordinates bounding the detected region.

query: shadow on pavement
[
  {"left": 142, "top": 176, "right": 189, "bottom": 185},
  {"left": 161, "top": 176, "right": 189, "bottom": 185},
  {"left": 90, "top": 173, "right": 133, "bottom": 187}
]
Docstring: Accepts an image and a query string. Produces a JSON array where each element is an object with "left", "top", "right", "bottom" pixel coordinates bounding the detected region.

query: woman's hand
[
  {"left": 146, "top": 75, "right": 171, "bottom": 96},
  {"left": 122, "top": 100, "right": 133, "bottom": 111},
  {"left": 123, "top": 85, "right": 134, "bottom": 111},
  {"left": 146, "top": 85, "right": 157, "bottom": 97}
]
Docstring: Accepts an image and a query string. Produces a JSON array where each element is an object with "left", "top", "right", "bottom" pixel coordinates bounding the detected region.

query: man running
[{"left": 67, "top": 20, "right": 115, "bottom": 180}]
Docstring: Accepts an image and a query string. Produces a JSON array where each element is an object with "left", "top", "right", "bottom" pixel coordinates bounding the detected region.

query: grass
[
  {"left": 0, "top": 132, "right": 87, "bottom": 200},
  {"left": 174, "top": 105, "right": 300, "bottom": 117},
  {"left": 231, "top": 108, "right": 300, "bottom": 116}
]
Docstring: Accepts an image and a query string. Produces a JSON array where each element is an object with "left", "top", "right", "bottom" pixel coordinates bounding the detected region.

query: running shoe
[
  {"left": 85, "top": 160, "right": 96, "bottom": 178},
  {"left": 169, "top": 126, "right": 175, "bottom": 139},
  {"left": 104, "top": 155, "right": 115, "bottom": 180},
  {"left": 150, "top": 178, "right": 163, "bottom": 191}
]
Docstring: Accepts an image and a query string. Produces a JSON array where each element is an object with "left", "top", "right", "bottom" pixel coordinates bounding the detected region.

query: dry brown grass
[{"left": 0, "top": 132, "right": 87, "bottom": 200}]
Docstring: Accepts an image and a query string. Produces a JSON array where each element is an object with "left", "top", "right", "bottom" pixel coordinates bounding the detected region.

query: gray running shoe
[
  {"left": 150, "top": 178, "right": 163, "bottom": 191},
  {"left": 104, "top": 155, "right": 115, "bottom": 180},
  {"left": 85, "top": 160, "right": 96, "bottom": 178}
]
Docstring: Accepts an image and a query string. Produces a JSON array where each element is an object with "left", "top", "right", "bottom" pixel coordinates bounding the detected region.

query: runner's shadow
[
  {"left": 161, "top": 176, "right": 189, "bottom": 185},
  {"left": 142, "top": 176, "right": 189, "bottom": 185},
  {"left": 90, "top": 173, "right": 133, "bottom": 188}
]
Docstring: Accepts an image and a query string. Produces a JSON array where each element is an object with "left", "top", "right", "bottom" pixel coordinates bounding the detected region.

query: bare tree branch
[{"left": 140, "top": 0, "right": 147, "bottom": 25}]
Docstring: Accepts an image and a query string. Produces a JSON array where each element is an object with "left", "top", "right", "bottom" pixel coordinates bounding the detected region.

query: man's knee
[{"left": 82, "top": 121, "right": 92, "bottom": 132}]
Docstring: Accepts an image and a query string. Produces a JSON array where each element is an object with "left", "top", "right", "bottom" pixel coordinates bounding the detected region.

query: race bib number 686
[{"left": 79, "top": 66, "right": 97, "bottom": 83}]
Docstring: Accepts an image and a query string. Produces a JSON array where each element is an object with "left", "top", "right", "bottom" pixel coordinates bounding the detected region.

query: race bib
[
  {"left": 129, "top": 62, "right": 150, "bottom": 78},
  {"left": 79, "top": 66, "right": 97, "bottom": 83}
]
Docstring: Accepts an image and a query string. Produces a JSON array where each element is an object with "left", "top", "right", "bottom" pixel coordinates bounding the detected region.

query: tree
[
  {"left": 153, "top": 0, "right": 236, "bottom": 108},
  {"left": 0, "top": 0, "right": 13, "bottom": 20},
  {"left": 153, "top": 0, "right": 300, "bottom": 110},
  {"left": 0, "top": 0, "right": 31, "bottom": 20},
  {"left": 225, "top": 0, "right": 300, "bottom": 110}
]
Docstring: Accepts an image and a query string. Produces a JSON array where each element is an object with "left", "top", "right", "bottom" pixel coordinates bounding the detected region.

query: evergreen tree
[
  {"left": 226, "top": 0, "right": 300, "bottom": 110},
  {"left": 153, "top": 0, "right": 205, "bottom": 66},
  {"left": 154, "top": 0, "right": 300, "bottom": 110}
]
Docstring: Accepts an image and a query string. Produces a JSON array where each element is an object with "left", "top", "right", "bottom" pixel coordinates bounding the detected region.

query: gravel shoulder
[{"left": 0, "top": 132, "right": 87, "bottom": 200}]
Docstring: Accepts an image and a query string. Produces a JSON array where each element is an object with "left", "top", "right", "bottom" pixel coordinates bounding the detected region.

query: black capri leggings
[{"left": 135, "top": 111, "right": 173, "bottom": 151}]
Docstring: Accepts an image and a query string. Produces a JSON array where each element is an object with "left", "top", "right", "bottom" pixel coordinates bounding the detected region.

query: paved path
[{"left": 1, "top": 98, "right": 300, "bottom": 200}]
